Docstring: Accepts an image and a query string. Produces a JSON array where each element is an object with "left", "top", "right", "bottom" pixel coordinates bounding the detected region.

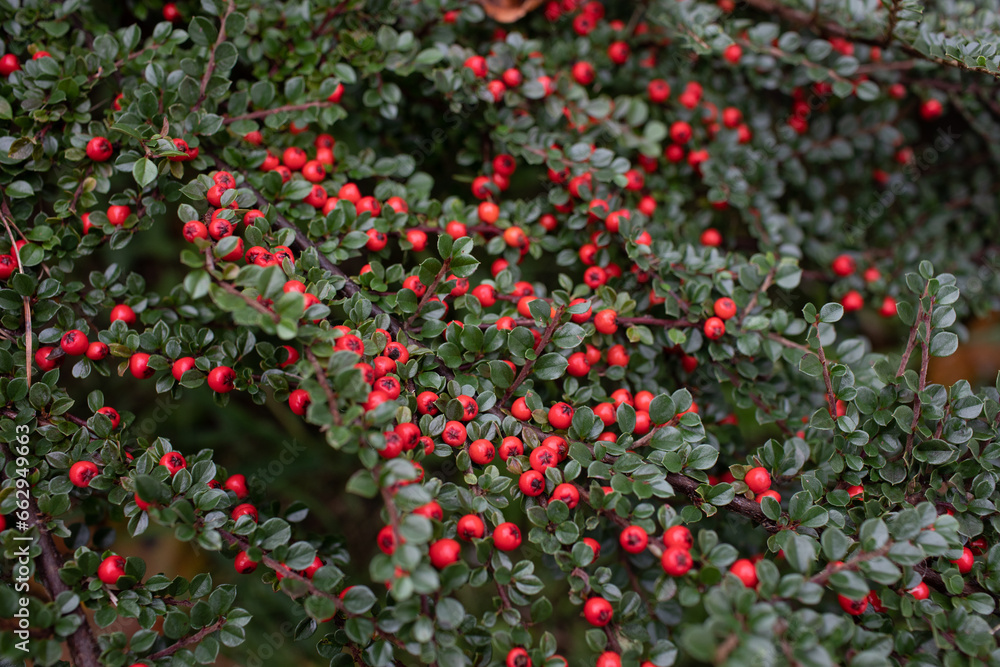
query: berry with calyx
[
  {"left": 661, "top": 547, "right": 694, "bottom": 576},
  {"left": 583, "top": 597, "right": 613, "bottom": 626},
  {"left": 97, "top": 555, "right": 127, "bottom": 585},
  {"left": 69, "top": 461, "right": 99, "bottom": 487},
  {"left": 159, "top": 452, "right": 187, "bottom": 476}
]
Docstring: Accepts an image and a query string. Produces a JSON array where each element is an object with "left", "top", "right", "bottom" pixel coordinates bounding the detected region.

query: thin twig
[{"left": 193, "top": 0, "right": 236, "bottom": 112}]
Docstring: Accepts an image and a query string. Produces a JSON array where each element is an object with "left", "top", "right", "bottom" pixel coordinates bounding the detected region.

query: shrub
[{"left": 1, "top": 0, "right": 999, "bottom": 665}]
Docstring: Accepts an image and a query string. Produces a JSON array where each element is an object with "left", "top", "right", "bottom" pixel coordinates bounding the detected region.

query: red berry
[
  {"left": 663, "top": 525, "right": 693, "bottom": 550},
  {"left": 832, "top": 254, "right": 856, "bottom": 276},
  {"left": 96, "top": 406, "right": 120, "bottom": 429},
  {"left": 548, "top": 402, "right": 574, "bottom": 429},
  {"left": 594, "top": 309, "right": 618, "bottom": 334},
  {"left": 429, "top": 538, "right": 462, "bottom": 568},
  {"left": 159, "top": 452, "right": 187, "bottom": 476},
  {"left": 224, "top": 474, "right": 249, "bottom": 499},
  {"left": 69, "top": 460, "right": 99, "bottom": 487},
  {"left": 86, "top": 342, "right": 110, "bottom": 361},
  {"left": 457, "top": 514, "right": 486, "bottom": 540},
  {"left": 583, "top": 597, "right": 613, "bottom": 626},
  {"left": 713, "top": 297, "right": 736, "bottom": 320},
  {"left": 469, "top": 439, "right": 496, "bottom": 465},
  {"left": 506, "top": 647, "right": 531, "bottom": 667},
  {"left": 730, "top": 558, "right": 758, "bottom": 587},
  {"left": 86, "top": 137, "right": 113, "bottom": 162},
  {"left": 744, "top": 467, "right": 771, "bottom": 494},
  {"left": 619, "top": 525, "right": 649, "bottom": 554},
  {"left": 231, "top": 503, "right": 258, "bottom": 522},
  {"left": 493, "top": 522, "right": 522, "bottom": 551},
  {"left": 234, "top": 551, "right": 258, "bottom": 574},
  {"left": 661, "top": 547, "right": 693, "bottom": 576},
  {"left": 703, "top": 316, "right": 726, "bottom": 340},
  {"left": 60, "top": 330, "right": 89, "bottom": 355},
  {"left": 838, "top": 593, "right": 869, "bottom": 615},
  {"left": 97, "top": 555, "right": 127, "bottom": 585},
  {"left": 207, "top": 366, "right": 236, "bottom": 393},
  {"left": 950, "top": 546, "right": 974, "bottom": 574}
]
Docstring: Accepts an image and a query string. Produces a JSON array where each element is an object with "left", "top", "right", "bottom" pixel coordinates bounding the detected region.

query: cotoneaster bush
[{"left": 1, "top": 0, "right": 1000, "bottom": 665}]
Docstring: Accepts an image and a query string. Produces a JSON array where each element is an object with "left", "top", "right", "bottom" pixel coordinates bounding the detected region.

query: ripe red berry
[
  {"left": 841, "top": 290, "right": 864, "bottom": 312},
  {"left": 506, "top": 647, "right": 531, "bottom": 667},
  {"left": 107, "top": 205, "right": 131, "bottom": 226},
  {"left": 234, "top": 551, "right": 258, "bottom": 574},
  {"left": 493, "top": 522, "right": 522, "bottom": 551},
  {"left": 69, "top": 460, "right": 99, "bottom": 487},
  {"left": 838, "top": 594, "right": 869, "bottom": 615},
  {"left": 583, "top": 597, "right": 613, "bottom": 626},
  {"left": 86, "top": 342, "right": 110, "bottom": 361},
  {"left": 97, "top": 555, "right": 127, "bottom": 585},
  {"left": 207, "top": 366, "right": 236, "bottom": 393},
  {"left": 111, "top": 304, "right": 136, "bottom": 325},
  {"left": 832, "top": 254, "right": 856, "bottom": 276},
  {"left": 159, "top": 452, "right": 187, "bottom": 476},
  {"left": 0, "top": 53, "right": 21, "bottom": 76},
  {"left": 548, "top": 402, "right": 574, "bottom": 429},
  {"left": 663, "top": 525, "right": 693, "bottom": 551},
  {"left": 950, "top": 546, "right": 974, "bottom": 574},
  {"left": 909, "top": 581, "right": 930, "bottom": 599},
  {"left": 429, "top": 538, "right": 462, "bottom": 569},
  {"left": 288, "top": 389, "right": 311, "bottom": 416},
  {"left": 469, "top": 439, "right": 496, "bottom": 465},
  {"left": 703, "top": 316, "right": 726, "bottom": 340},
  {"left": 919, "top": 98, "right": 943, "bottom": 121},
  {"left": 441, "top": 420, "right": 467, "bottom": 447},
  {"left": 457, "top": 514, "right": 486, "bottom": 540},
  {"left": 713, "top": 297, "right": 736, "bottom": 320},
  {"left": 231, "top": 503, "right": 259, "bottom": 522},
  {"left": 596, "top": 653, "right": 621, "bottom": 667},
  {"left": 572, "top": 61, "right": 595, "bottom": 85},
  {"left": 730, "top": 558, "right": 759, "bottom": 587},
  {"left": 723, "top": 43, "right": 743, "bottom": 64},
  {"left": 551, "top": 483, "right": 580, "bottom": 509},
  {"left": 620, "top": 525, "right": 649, "bottom": 554},
  {"left": 96, "top": 406, "right": 120, "bottom": 429},
  {"left": 128, "top": 352, "right": 154, "bottom": 379},
  {"left": 224, "top": 474, "right": 249, "bottom": 499},
  {"left": 647, "top": 78, "right": 670, "bottom": 103},
  {"left": 594, "top": 309, "right": 618, "bottom": 334},
  {"left": 744, "top": 467, "right": 771, "bottom": 494},
  {"left": 86, "top": 136, "right": 114, "bottom": 162},
  {"left": 700, "top": 228, "right": 722, "bottom": 246},
  {"left": 661, "top": 547, "right": 694, "bottom": 576},
  {"left": 60, "top": 330, "right": 89, "bottom": 355}
]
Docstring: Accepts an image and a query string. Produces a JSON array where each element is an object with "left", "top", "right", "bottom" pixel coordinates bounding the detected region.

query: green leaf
[{"left": 133, "top": 158, "right": 157, "bottom": 188}]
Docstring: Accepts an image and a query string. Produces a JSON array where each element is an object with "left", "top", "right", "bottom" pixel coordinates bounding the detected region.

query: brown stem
[
  {"left": 193, "top": 0, "right": 236, "bottom": 112},
  {"left": 405, "top": 257, "right": 451, "bottom": 329},
  {"left": 0, "top": 441, "right": 102, "bottom": 667},
  {"left": 808, "top": 543, "right": 892, "bottom": 588},
  {"left": 68, "top": 165, "right": 94, "bottom": 215},
  {"left": 741, "top": 0, "right": 1000, "bottom": 79},
  {"left": 0, "top": 198, "right": 31, "bottom": 388},
  {"left": 305, "top": 347, "right": 343, "bottom": 426},
  {"left": 218, "top": 281, "right": 281, "bottom": 323},
  {"left": 905, "top": 298, "right": 934, "bottom": 462},
  {"left": 738, "top": 265, "right": 777, "bottom": 327},
  {"left": 223, "top": 100, "right": 335, "bottom": 124},
  {"left": 813, "top": 324, "right": 838, "bottom": 418},
  {"left": 501, "top": 306, "right": 566, "bottom": 404},
  {"left": 147, "top": 617, "right": 226, "bottom": 660}
]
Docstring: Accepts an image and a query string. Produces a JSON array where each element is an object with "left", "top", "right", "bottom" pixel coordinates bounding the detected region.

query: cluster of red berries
[{"left": 830, "top": 253, "right": 897, "bottom": 317}]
